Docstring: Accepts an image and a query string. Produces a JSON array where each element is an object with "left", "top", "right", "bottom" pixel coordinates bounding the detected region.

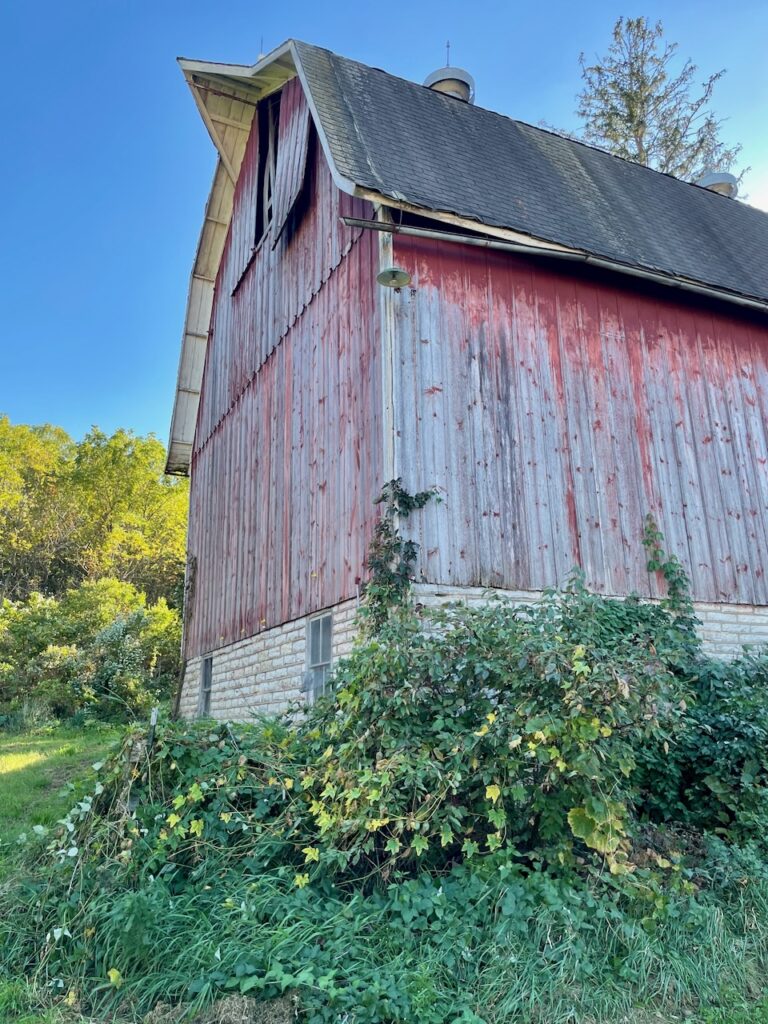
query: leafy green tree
[
  {"left": 68, "top": 428, "right": 188, "bottom": 603},
  {"left": 0, "top": 418, "right": 188, "bottom": 604},
  {"left": 576, "top": 17, "right": 743, "bottom": 182},
  {"left": 0, "top": 418, "right": 80, "bottom": 599},
  {"left": 0, "top": 578, "right": 181, "bottom": 719},
  {"left": 0, "top": 418, "right": 187, "bottom": 720}
]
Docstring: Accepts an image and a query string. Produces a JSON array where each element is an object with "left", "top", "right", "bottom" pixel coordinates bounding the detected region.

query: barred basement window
[
  {"left": 303, "top": 613, "right": 332, "bottom": 704},
  {"left": 198, "top": 655, "right": 213, "bottom": 717}
]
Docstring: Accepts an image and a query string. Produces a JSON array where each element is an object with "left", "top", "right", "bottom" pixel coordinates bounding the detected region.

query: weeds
[{"left": 2, "top": 498, "right": 768, "bottom": 1022}]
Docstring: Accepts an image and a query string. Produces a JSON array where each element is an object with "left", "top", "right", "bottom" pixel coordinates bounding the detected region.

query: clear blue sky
[{"left": 1, "top": 0, "right": 766, "bottom": 445}]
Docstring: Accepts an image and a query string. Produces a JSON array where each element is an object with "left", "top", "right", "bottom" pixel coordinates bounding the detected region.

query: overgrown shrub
[
  {"left": 4, "top": 586, "right": 767, "bottom": 1019},
  {"left": 0, "top": 578, "right": 181, "bottom": 722},
  {"left": 4, "top": 704, "right": 768, "bottom": 1023},
  {"left": 299, "top": 580, "right": 692, "bottom": 876},
  {"left": 637, "top": 651, "right": 768, "bottom": 838},
  {"left": 3, "top": 488, "right": 768, "bottom": 1022}
]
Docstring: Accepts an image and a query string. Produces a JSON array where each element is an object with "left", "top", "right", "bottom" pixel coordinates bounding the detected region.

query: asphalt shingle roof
[{"left": 295, "top": 41, "right": 768, "bottom": 305}]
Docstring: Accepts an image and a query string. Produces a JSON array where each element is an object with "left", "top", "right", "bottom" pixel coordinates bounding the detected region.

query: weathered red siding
[
  {"left": 392, "top": 234, "right": 768, "bottom": 604},
  {"left": 185, "top": 80, "right": 381, "bottom": 659}
]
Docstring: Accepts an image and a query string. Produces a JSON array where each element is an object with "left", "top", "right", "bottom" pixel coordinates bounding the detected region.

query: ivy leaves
[
  {"left": 360, "top": 478, "right": 439, "bottom": 632},
  {"left": 299, "top": 572, "right": 692, "bottom": 879}
]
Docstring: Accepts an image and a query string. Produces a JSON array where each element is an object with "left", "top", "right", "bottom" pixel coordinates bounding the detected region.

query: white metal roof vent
[
  {"left": 696, "top": 171, "right": 739, "bottom": 199},
  {"left": 423, "top": 66, "right": 475, "bottom": 103}
]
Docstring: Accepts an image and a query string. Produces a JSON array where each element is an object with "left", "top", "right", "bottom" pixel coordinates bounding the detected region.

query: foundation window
[
  {"left": 198, "top": 655, "right": 213, "bottom": 717},
  {"left": 303, "top": 613, "right": 332, "bottom": 703}
]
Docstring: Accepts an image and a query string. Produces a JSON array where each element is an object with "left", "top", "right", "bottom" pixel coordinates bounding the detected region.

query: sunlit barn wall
[
  {"left": 185, "top": 81, "right": 381, "bottom": 661},
  {"left": 392, "top": 234, "right": 768, "bottom": 606}
]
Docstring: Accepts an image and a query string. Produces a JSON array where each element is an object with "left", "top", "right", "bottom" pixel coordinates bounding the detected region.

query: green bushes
[
  {"left": 3, "top": 492, "right": 768, "bottom": 1021},
  {"left": 21, "top": 577, "right": 702, "bottom": 884},
  {"left": 4, "top": 709, "right": 768, "bottom": 1021},
  {"left": 637, "top": 652, "right": 768, "bottom": 838},
  {"left": 0, "top": 578, "right": 181, "bottom": 723},
  {"left": 299, "top": 580, "right": 692, "bottom": 876},
  {"left": 4, "top": 577, "right": 768, "bottom": 1021}
]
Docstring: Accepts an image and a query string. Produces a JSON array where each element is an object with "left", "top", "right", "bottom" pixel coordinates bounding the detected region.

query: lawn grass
[
  {"left": 0, "top": 724, "right": 121, "bottom": 877},
  {"left": 0, "top": 724, "right": 122, "bottom": 1022}
]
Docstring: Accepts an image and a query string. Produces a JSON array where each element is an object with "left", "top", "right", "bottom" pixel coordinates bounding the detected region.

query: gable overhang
[
  {"left": 166, "top": 44, "right": 300, "bottom": 475},
  {"left": 166, "top": 41, "right": 768, "bottom": 475}
]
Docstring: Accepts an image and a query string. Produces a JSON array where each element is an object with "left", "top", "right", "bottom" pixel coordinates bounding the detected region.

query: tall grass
[{"left": 6, "top": 857, "right": 767, "bottom": 1023}]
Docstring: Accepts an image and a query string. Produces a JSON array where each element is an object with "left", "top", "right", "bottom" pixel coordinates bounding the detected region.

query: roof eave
[
  {"left": 348, "top": 187, "right": 768, "bottom": 316},
  {"left": 166, "top": 43, "right": 304, "bottom": 475}
]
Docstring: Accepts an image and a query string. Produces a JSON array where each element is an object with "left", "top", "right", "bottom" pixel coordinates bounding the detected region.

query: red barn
[{"left": 167, "top": 41, "right": 768, "bottom": 720}]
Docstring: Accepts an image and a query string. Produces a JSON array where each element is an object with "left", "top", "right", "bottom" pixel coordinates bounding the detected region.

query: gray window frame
[
  {"left": 198, "top": 655, "right": 213, "bottom": 717},
  {"left": 303, "top": 612, "right": 333, "bottom": 703}
]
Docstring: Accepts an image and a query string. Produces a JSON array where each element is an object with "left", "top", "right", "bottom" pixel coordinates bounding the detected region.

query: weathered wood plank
[
  {"left": 184, "top": 95, "right": 381, "bottom": 659},
  {"left": 392, "top": 234, "right": 768, "bottom": 605}
]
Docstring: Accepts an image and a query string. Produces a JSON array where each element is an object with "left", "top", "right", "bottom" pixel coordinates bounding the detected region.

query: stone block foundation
[
  {"left": 178, "top": 587, "right": 768, "bottom": 721},
  {"left": 413, "top": 585, "right": 768, "bottom": 659},
  {"left": 178, "top": 598, "right": 359, "bottom": 721}
]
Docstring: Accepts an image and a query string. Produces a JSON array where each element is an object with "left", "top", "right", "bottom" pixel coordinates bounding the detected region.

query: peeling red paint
[
  {"left": 185, "top": 99, "right": 381, "bottom": 659},
  {"left": 391, "top": 233, "right": 768, "bottom": 605},
  {"left": 186, "top": 133, "right": 768, "bottom": 660}
]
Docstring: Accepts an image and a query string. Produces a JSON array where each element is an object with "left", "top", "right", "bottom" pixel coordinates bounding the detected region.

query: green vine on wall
[
  {"left": 360, "top": 479, "right": 439, "bottom": 632},
  {"left": 642, "top": 513, "right": 697, "bottom": 629}
]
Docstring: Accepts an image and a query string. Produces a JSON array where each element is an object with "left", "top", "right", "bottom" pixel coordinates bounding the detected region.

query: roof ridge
[{"left": 294, "top": 39, "right": 756, "bottom": 206}]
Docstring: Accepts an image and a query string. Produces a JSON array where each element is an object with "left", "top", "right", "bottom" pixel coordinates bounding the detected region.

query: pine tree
[{"left": 577, "top": 17, "right": 743, "bottom": 183}]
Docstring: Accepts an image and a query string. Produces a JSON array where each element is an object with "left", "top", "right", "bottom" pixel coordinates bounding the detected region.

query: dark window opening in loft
[{"left": 255, "top": 92, "right": 281, "bottom": 245}]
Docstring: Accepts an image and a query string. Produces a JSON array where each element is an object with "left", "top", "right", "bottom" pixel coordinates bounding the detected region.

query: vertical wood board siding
[
  {"left": 195, "top": 78, "right": 373, "bottom": 450},
  {"left": 392, "top": 234, "right": 768, "bottom": 604},
  {"left": 272, "top": 82, "right": 311, "bottom": 243},
  {"left": 185, "top": 85, "right": 381, "bottom": 659}
]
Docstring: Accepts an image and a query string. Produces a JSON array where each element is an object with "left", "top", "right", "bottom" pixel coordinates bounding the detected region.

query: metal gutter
[{"left": 342, "top": 216, "right": 768, "bottom": 316}]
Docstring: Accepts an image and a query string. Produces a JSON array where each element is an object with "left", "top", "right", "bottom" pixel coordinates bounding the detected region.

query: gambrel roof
[{"left": 167, "top": 39, "right": 768, "bottom": 474}]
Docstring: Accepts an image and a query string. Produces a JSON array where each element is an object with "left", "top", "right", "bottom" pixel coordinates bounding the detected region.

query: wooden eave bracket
[{"left": 184, "top": 74, "right": 258, "bottom": 184}]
